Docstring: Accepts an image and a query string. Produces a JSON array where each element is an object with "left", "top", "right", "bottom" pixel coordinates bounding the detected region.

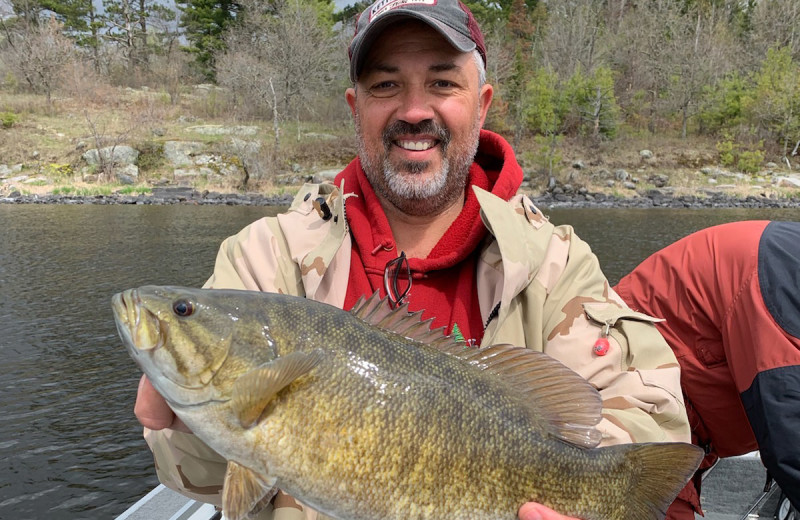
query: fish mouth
[{"left": 112, "top": 289, "right": 165, "bottom": 356}]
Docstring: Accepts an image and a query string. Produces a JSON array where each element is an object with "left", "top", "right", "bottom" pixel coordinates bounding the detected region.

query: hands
[
  {"left": 518, "top": 503, "right": 582, "bottom": 520},
  {"left": 134, "top": 375, "right": 191, "bottom": 433}
]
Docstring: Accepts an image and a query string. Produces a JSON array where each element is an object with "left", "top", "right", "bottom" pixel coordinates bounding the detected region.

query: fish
[{"left": 112, "top": 285, "right": 703, "bottom": 520}]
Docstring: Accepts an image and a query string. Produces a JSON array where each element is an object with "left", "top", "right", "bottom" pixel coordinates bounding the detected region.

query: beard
[{"left": 355, "top": 109, "right": 481, "bottom": 217}]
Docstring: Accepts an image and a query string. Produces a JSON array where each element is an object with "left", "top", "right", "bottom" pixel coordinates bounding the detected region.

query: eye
[{"left": 172, "top": 299, "right": 194, "bottom": 317}]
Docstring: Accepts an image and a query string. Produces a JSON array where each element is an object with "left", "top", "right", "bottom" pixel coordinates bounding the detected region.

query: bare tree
[
  {"left": 540, "top": 0, "right": 607, "bottom": 78},
  {"left": 616, "top": 0, "right": 736, "bottom": 137},
  {"left": 215, "top": 0, "right": 340, "bottom": 153},
  {"left": 0, "top": 16, "right": 75, "bottom": 104},
  {"left": 750, "top": 0, "right": 800, "bottom": 62}
]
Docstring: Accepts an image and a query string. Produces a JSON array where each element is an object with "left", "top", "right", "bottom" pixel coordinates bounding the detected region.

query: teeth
[{"left": 398, "top": 140, "right": 434, "bottom": 151}]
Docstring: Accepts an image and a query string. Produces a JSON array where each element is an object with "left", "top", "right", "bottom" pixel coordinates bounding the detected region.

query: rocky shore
[{"left": 2, "top": 185, "right": 800, "bottom": 209}]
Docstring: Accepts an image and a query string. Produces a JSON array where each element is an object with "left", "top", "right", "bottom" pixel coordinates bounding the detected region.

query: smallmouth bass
[{"left": 112, "top": 286, "right": 702, "bottom": 520}]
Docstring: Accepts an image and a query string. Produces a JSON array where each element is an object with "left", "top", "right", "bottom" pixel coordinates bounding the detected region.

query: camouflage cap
[{"left": 348, "top": 0, "right": 487, "bottom": 82}]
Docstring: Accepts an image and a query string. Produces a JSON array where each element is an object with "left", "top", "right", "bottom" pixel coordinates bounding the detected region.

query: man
[
  {"left": 134, "top": 0, "right": 692, "bottom": 518},
  {"left": 615, "top": 220, "right": 800, "bottom": 519}
]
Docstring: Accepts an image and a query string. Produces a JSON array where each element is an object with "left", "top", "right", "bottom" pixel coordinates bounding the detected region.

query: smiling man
[{"left": 133, "top": 0, "right": 693, "bottom": 518}]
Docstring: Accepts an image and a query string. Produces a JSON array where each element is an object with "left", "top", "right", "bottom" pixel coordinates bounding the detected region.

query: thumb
[
  {"left": 518, "top": 502, "right": 543, "bottom": 520},
  {"left": 134, "top": 375, "right": 175, "bottom": 430},
  {"left": 519, "top": 502, "right": 577, "bottom": 520}
]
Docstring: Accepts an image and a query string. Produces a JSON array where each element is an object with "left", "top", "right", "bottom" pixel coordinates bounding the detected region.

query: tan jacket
[{"left": 144, "top": 183, "right": 690, "bottom": 519}]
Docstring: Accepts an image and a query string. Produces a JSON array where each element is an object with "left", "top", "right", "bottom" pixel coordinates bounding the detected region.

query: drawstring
[{"left": 371, "top": 240, "right": 395, "bottom": 255}]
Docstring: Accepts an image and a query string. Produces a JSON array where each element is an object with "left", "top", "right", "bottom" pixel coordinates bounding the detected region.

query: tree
[
  {"left": 616, "top": 0, "right": 736, "bottom": 137},
  {"left": 749, "top": 46, "right": 800, "bottom": 158},
  {"left": 177, "top": 0, "right": 241, "bottom": 80},
  {"left": 0, "top": 16, "right": 75, "bottom": 103},
  {"left": 215, "top": 0, "right": 340, "bottom": 154}
]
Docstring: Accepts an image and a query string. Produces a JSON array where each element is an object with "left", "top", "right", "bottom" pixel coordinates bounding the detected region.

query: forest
[{"left": 1, "top": 0, "right": 799, "bottom": 181}]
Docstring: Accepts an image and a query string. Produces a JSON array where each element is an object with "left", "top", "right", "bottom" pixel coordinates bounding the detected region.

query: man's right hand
[{"left": 135, "top": 375, "right": 191, "bottom": 432}]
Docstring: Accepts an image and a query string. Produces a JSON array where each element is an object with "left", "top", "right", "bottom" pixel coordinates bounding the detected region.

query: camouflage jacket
[{"left": 143, "top": 182, "right": 691, "bottom": 519}]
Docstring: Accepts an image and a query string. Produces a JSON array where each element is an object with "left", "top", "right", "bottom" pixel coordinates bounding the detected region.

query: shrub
[{"left": 0, "top": 111, "right": 19, "bottom": 128}]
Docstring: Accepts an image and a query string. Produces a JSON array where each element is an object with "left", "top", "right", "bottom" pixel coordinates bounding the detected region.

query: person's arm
[{"left": 537, "top": 224, "right": 691, "bottom": 446}]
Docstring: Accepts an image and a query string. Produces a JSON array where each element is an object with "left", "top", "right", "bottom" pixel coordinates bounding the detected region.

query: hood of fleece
[{"left": 335, "top": 129, "right": 523, "bottom": 273}]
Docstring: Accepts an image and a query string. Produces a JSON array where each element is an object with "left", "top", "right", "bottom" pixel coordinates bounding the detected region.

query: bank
[{"left": 3, "top": 184, "right": 800, "bottom": 209}]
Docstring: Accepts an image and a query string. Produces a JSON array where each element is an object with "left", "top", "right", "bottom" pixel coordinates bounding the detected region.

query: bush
[
  {"left": 0, "top": 111, "right": 19, "bottom": 128},
  {"left": 737, "top": 149, "right": 765, "bottom": 174}
]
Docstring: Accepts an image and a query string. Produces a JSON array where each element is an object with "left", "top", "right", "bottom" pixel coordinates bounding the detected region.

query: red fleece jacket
[{"left": 334, "top": 129, "right": 523, "bottom": 346}]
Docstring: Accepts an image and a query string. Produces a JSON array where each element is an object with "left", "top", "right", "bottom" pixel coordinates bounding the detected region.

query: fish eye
[{"left": 172, "top": 299, "right": 194, "bottom": 317}]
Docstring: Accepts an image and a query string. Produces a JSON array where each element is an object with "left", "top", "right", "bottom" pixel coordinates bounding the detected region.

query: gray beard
[{"left": 355, "top": 113, "right": 481, "bottom": 217}]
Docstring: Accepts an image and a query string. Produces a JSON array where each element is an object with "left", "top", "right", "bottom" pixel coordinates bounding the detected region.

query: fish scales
[{"left": 113, "top": 286, "right": 703, "bottom": 520}]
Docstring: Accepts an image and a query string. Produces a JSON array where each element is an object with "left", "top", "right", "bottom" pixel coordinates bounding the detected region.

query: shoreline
[{"left": 3, "top": 186, "right": 800, "bottom": 209}]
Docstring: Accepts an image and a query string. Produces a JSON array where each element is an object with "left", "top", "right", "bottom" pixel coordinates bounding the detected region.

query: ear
[
  {"left": 345, "top": 87, "right": 357, "bottom": 117},
  {"left": 478, "top": 83, "right": 493, "bottom": 128}
]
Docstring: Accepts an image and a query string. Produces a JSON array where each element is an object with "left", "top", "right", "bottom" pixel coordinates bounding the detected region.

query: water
[{"left": 1, "top": 203, "right": 798, "bottom": 519}]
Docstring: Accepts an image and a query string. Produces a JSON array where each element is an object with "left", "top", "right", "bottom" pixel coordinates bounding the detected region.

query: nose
[{"left": 395, "top": 84, "right": 435, "bottom": 125}]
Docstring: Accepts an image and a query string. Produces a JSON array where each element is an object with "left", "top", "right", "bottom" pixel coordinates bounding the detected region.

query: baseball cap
[{"left": 348, "top": 0, "right": 487, "bottom": 82}]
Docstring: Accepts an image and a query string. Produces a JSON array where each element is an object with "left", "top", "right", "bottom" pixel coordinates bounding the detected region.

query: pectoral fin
[
  {"left": 222, "top": 460, "right": 277, "bottom": 520},
  {"left": 231, "top": 350, "right": 323, "bottom": 428}
]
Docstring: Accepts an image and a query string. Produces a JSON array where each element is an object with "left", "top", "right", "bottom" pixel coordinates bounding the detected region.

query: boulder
[
  {"left": 164, "top": 141, "right": 205, "bottom": 168},
  {"left": 83, "top": 145, "right": 139, "bottom": 167}
]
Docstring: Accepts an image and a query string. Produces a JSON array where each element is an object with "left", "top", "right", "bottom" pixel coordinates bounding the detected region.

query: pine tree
[{"left": 177, "top": 0, "right": 241, "bottom": 80}]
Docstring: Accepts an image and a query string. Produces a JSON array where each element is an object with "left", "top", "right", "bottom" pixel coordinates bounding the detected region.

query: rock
[
  {"left": 775, "top": 176, "right": 800, "bottom": 189},
  {"left": 614, "top": 169, "right": 629, "bottom": 181},
  {"left": 316, "top": 169, "right": 341, "bottom": 181},
  {"left": 0, "top": 164, "right": 10, "bottom": 178},
  {"left": 23, "top": 176, "right": 47, "bottom": 184},
  {"left": 571, "top": 160, "right": 585, "bottom": 170},
  {"left": 31, "top": 151, "right": 40, "bottom": 159},
  {"left": 649, "top": 174, "right": 669, "bottom": 188},
  {"left": 766, "top": 162, "right": 778, "bottom": 169},
  {"left": 116, "top": 164, "right": 139, "bottom": 184},
  {"left": 228, "top": 138, "right": 262, "bottom": 155},
  {"left": 83, "top": 145, "right": 140, "bottom": 167},
  {"left": 187, "top": 125, "right": 259, "bottom": 137},
  {"left": 152, "top": 128, "right": 166, "bottom": 137},
  {"left": 640, "top": 149, "right": 654, "bottom": 160},
  {"left": 606, "top": 180, "right": 615, "bottom": 187},
  {"left": 623, "top": 181, "right": 637, "bottom": 190},
  {"left": 163, "top": 141, "right": 205, "bottom": 167},
  {"left": 708, "top": 178, "right": 718, "bottom": 184}
]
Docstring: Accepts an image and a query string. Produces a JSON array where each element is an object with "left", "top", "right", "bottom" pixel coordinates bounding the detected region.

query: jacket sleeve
[{"left": 533, "top": 224, "right": 690, "bottom": 446}]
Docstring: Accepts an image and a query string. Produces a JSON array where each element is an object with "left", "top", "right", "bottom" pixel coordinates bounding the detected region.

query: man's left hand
[{"left": 518, "top": 502, "right": 582, "bottom": 520}]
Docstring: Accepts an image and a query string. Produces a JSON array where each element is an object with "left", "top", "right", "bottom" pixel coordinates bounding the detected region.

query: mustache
[{"left": 382, "top": 120, "right": 451, "bottom": 149}]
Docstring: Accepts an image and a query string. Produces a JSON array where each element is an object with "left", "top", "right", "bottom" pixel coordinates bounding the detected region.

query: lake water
[{"left": 1, "top": 203, "right": 799, "bottom": 519}]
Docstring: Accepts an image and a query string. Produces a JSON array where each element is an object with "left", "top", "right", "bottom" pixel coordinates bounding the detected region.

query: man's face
[{"left": 346, "top": 20, "right": 493, "bottom": 217}]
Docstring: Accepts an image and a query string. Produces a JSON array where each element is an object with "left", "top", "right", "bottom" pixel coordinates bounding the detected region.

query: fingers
[
  {"left": 134, "top": 375, "right": 178, "bottom": 430},
  {"left": 518, "top": 502, "right": 582, "bottom": 520}
]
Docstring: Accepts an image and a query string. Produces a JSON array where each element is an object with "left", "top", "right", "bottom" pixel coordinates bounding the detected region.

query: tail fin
[{"left": 618, "top": 442, "right": 704, "bottom": 520}]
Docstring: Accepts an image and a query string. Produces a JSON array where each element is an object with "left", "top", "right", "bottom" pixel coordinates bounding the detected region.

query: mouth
[
  {"left": 394, "top": 138, "right": 438, "bottom": 152},
  {"left": 112, "top": 289, "right": 164, "bottom": 355}
]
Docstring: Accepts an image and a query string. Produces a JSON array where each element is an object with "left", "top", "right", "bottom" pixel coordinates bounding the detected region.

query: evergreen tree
[{"left": 177, "top": 0, "right": 241, "bottom": 80}]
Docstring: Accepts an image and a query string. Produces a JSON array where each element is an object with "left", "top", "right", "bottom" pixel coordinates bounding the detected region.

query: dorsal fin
[
  {"left": 350, "top": 291, "right": 463, "bottom": 350},
  {"left": 439, "top": 343, "right": 603, "bottom": 448}
]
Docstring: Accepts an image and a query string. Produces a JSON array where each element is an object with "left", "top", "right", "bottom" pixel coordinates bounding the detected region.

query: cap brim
[{"left": 349, "top": 11, "right": 477, "bottom": 82}]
